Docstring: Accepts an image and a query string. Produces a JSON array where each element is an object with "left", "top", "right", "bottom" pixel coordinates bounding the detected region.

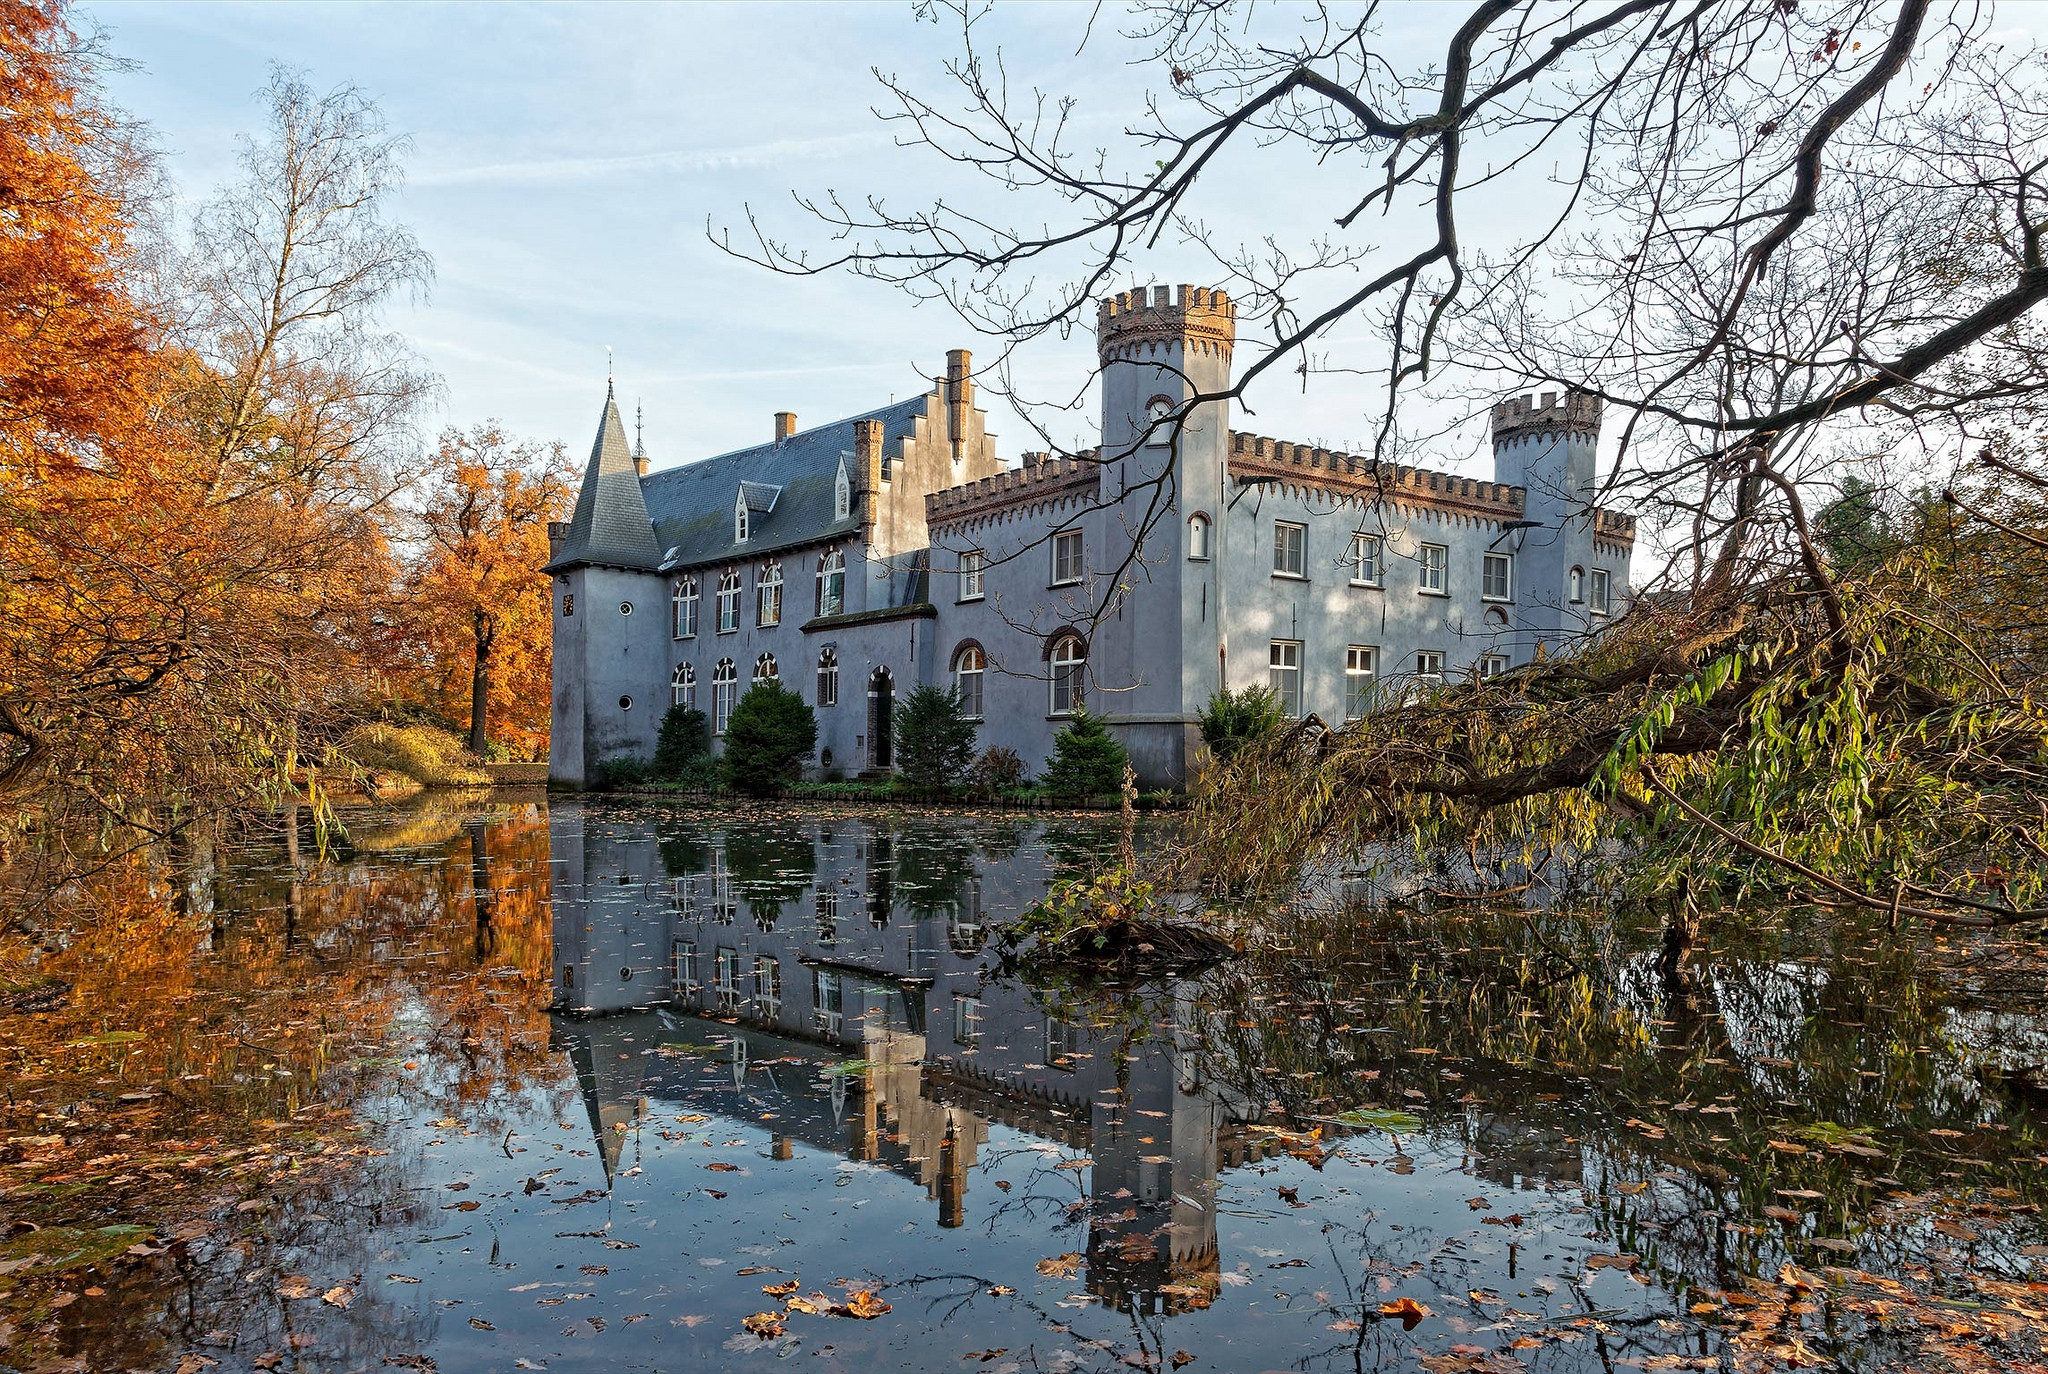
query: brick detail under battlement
[
  {"left": 925, "top": 450, "right": 1103, "bottom": 527},
  {"left": 1097, "top": 285, "right": 1236, "bottom": 361}
]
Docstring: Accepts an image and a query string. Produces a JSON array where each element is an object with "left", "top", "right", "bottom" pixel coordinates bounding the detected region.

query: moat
[{"left": 3, "top": 799, "right": 2047, "bottom": 1372}]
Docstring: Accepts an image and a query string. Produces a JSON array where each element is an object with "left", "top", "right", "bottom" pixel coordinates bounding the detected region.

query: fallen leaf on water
[
  {"left": 762, "top": 1279, "right": 800, "bottom": 1298},
  {"left": 386, "top": 1274, "right": 421, "bottom": 1284},
  {"left": 1509, "top": 1335, "right": 1543, "bottom": 1349},
  {"left": 1329, "top": 1319, "right": 1361, "bottom": 1331},
  {"left": 986, "top": 1284, "right": 1015, "bottom": 1296},
  {"left": 1037, "top": 1253, "right": 1084, "bottom": 1278},
  {"left": 174, "top": 1356, "right": 218, "bottom": 1374},
  {"left": 468, "top": 1317, "right": 494, "bottom": 1330},
  {"left": 836, "top": 1289, "right": 891, "bottom": 1319},
  {"left": 1171, "top": 1354, "right": 1194, "bottom": 1370},
  {"left": 784, "top": 1292, "right": 830, "bottom": 1314},
  {"left": 276, "top": 1277, "right": 316, "bottom": 1300},
  {"left": 444, "top": 1200, "right": 480, "bottom": 1212},
  {"left": 742, "top": 1311, "right": 786, "bottom": 1339},
  {"left": 707, "top": 1162, "right": 740, "bottom": 1172},
  {"left": 321, "top": 1285, "right": 355, "bottom": 1309},
  {"left": 1584, "top": 1254, "right": 1637, "bottom": 1272},
  {"left": 1377, "top": 1297, "right": 1431, "bottom": 1329},
  {"left": 252, "top": 1357, "right": 283, "bottom": 1372}
]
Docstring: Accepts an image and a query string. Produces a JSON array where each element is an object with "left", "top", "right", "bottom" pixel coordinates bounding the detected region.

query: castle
[{"left": 545, "top": 284, "right": 1633, "bottom": 789}]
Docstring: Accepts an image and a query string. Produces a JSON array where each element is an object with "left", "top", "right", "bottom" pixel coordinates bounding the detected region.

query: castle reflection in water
[{"left": 545, "top": 803, "right": 1297, "bottom": 1315}]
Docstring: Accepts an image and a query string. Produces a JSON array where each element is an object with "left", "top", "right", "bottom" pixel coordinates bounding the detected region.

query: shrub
[
  {"left": 652, "top": 704, "right": 710, "bottom": 780},
  {"left": 720, "top": 679, "right": 818, "bottom": 797},
  {"left": 1198, "top": 684, "right": 1287, "bottom": 762},
  {"left": 892, "top": 684, "right": 979, "bottom": 792},
  {"left": 594, "top": 754, "right": 651, "bottom": 789},
  {"left": 967, "top": 746, "right": 1028, "bottom": 798},
  {"left": 1040, "top": 710, "right": 1128, "bottom": 798},
  {"left": 340, "top": 722, "right": 490, "bottom": 788}
]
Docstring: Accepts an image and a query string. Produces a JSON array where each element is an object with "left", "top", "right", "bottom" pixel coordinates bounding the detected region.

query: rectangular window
[
  {"left": 714, "top": 947, "right": 738, "bottom": 1011},
  {"left": 1052, "top": 529, "right": 1084, "bottom": 585},
  {"left": 753, "top": 956, "right": 781, "bottom": 1019},
  {"left": 673, "top": 583, "right": 697, "bottom": 638},
  {"left": 1415, "top": 651, "right": 1445, "bottom": 683},
  {"left": 960, "top": 550, "right": 984, "bottom": 601},
  {"left": 717, "top": 576, "right": 740, "bottom": 633},
  {"left": 757, "top": 567, "right": 782, "bottom": 627},
  {"left": 1479, "top": 653, "right": 1511, "bottom": 680},
  {"left": 952, "top": 995, "right": 984, "bottom": 1047},
  {"left": 812, "top": 970, "right": 843, "bottom": 1037},
  {"left": 672, "top": 939, "right": 699, "bottom": 995},
  {"left": 1345, "top": 646, "right": 1377, "bottom": 720},
  {"left": 1269, "top": 640, "right": 1302, "bottom": 717},
  {"left": 563, "top": 594, "right": 574, "bottom": 617},
  {"left": 1348, "top": 534, "right": 1381, "bottom": 586},
  {"left": 1590, "top": 568, "right": 1612, "bottom": 615},
  {"left": 1482, "top": 552, "right": 1512, "bottom": 602},
  {"left": 1045, "top": 1018, "right": 1082, "bottom": 1071},
  {"left": 1273, "top": 521, "right": 1307, "bottom": 577},
  {"left": 1418, "top": 543, "right": 1448, "bottom": 595}
]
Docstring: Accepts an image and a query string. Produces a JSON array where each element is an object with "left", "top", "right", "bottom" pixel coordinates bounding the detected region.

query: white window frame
[
  {"left": 672, "top": 939, "right": 699, "bottom": 995},
  {"left": 812, "top": 969, "right": 843, "bottom": 1037},
  {"left": 833, "top": 460, "right": 852, "bottom": 521},
  {"left": 816, "top": 548, "right": 846, "bottom": 617},
  {"left": 713, "top": 659, "right": 738, "bottom": 735},
  {"left": 734, "top": 490, "right": 750, "bottom": 544},
  {"left": 1273, "top": 521, "right": 1307, "bottom": 578},
  {"left": 1187, "top": 512, "right": 1211, "bottom": 561},
  {"left": 959, "top": 550, "right": 985, "bottom": 601},
  {"left": 714, "top": 946, "right": 739, "bottom": 1012},
  {"left": 1590, "top": 567, "right": 1612, "bottom": 616},
  {"left": 1049, "top": 635, "right": 1086, "bottom": 716},
  {"left": 757, "top": 560, "right": 783, "bottom": 627},
  {"left": 1415, "top": 650, "right": 1445, "bottom": 683},
  {"left": 1479, "top": 652, "right": 1511, "bottom": 680},
  {"left": 716, "top": 570, "right": 740, "bottom": 633},
  {"left": 1051, "top": 528, "right": 1084, "bottom": 586},
  {"left": 1344, "top": 646, "right": 1377, "bottom": 720},
  {"left": 1418, "top": 543, "right": 1449, "bottom": 595},
  {"left": 672, "top": 576, "right": 699, "bottom": 639},
  {"left": 672, "top": 662, "right": 695, "bottom": 710},
  {"left": 1143, "top": 396, "right": 1174, "bottom": 448},
  {"left": 753, "top": 653, "right": 778, "bottom": 685},
  {"left": 1568, "top": 566, "right": 1585, "bottom": 604},
  {"left": 1348, "top": 533, "right": 1381, "bottom": 587},
  {"left": 953, "top": 645, "right": 985, "bottom": 720},
  {"left": 816, "top": 648, "right": 838, "bottom": 707},
  {"left": 1482, "top": 552, "right": 1512, "bottom": 603},
  {"left": 753, "top": 955, "right": 781, "bottom": 1019},
  {"left": 953, "top": 994, "right": 985, "bottom": 1047},
  {"left": 1269, "top": 639, "right": 1303, "bottom": 716}
]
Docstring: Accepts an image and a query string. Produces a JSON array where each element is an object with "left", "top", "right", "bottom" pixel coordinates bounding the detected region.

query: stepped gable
[
  {"left": 644, "top": 397, "right": 924, "bottom": 571},
  {"left": 925, "top": 449, "right": 1103, "bottom": 528},
  {"left": 545, "top": 384, "right": 665, "bottom": 573},
  {"left": 1228, "top": 432, "right": 1525, "bottom": 522}
]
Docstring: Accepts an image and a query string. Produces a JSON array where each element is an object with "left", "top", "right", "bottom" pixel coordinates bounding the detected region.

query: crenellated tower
[{"left": 1490, "top": 388, "right": 1606, "bottom": 650}]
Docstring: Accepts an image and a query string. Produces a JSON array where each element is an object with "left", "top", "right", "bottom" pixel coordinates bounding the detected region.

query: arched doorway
[{"left": 867, "top": 667, "right": 894, "bottom": 771}]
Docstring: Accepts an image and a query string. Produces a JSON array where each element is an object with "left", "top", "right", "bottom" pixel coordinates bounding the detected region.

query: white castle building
[{"left": 545, "top": 285, "right": 1633, "bottom": 789}]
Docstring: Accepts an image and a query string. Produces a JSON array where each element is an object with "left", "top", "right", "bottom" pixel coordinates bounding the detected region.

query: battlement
[
  {"left": 1097, "top": 284, "right": 1236, "bottom": 360},
  {"left": 1594, "top": 507, "right": 1637, "bottom": 542},
  {"left": 1228, "top": 432, "right": 1526, "bottom": 520},
  {"left": 1491, "top": 388, "right": 1601, "bottom": 443},
  {"left": 925, "top": 449, "right": 1103, "bottom": 527}
]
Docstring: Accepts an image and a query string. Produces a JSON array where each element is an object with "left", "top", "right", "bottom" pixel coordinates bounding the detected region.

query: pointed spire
[{"left": 544, "top": 381, "right": 663, "bottom": 573}]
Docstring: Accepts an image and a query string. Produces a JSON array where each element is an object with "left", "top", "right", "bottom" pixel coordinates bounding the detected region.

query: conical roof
[{"left": 544, "top": 384, "right": 663, "bottom": 573}]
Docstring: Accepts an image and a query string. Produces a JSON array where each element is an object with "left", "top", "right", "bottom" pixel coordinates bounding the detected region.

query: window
[
  {"left": 1345, "top": 646, "right": 1377, "bottom": 720},
  {"left": 1049, "top": 634, "right": 1086, "bottom": 715},
  {"left": 619, "top": 600, "right": 633, "bottom": 616},
  {"left": 1348, "top": 533, "right": 1381, "bottom": 586},
  {"left": 734, "top": 490, "right": 750, "bottom": 544},
  {"left": 1144, "top": 395, "right": 1174, "bottom": 447},
  {"left": 952, "top": 995, "right": 984, "bottom": 1047},
  {"left": 1479, "top": 653, "right": 1511, "bottom": 680},
  {"left": 1052, "top": 528, "right": 1084, "bottom": 585},
  {"left": 953, "top": 645, "right": 985, "bottom": 719},
  {"left": 713, "top": 659, "right": 738, "bottom": 734},
  {"left": 959, "top": 550, "right": 984, "bottom": 601},
  {"left": 618, "top": 694, "right": 633, "bottom": 711},
  {"left": 812, "top": 969, "right": 843, "bottom": 1037},
  {"left": 1568, "top": 566, "right": 1585, "bottom": 604},
  {"left": 1590, "top": 568, "right": 1612, "bottom": 615},
  {"left": 816, "top": 548, "right": 846, "bottom": 617},
  {"left": 834, "top": 460, "right": 852, "bottom": 521},
  {"left": 714, "top": 947, "right": 738, "bottom": 1012},
  {"left": 814, "top": 887, "right": 839, "bottom": 945},
  {"left": 563, "top": 593, "right": 573, "bottom": 616},
  {"left": 1418, "top": 543, "right": 1448, "bottom": 594},
  {"left": 1273, "top": 521, "right": 1307, "bottom": 577},
  {"left": 672, "top": 577, "right": 698, "bottom": 638},
  {"left": 753, "top": 956, "right": 781, "bottom": 1019},
  {"left": 816, "top": 648, "right": 838, "bottom": 707},
  {"left": 757, "top": 560, "right": 783, "bottom": 626},
  {"left": 1188, "top": 513, "right": 1211, "bottom": 561},
  {"left": 716, "top": 570, "right": 740, "bottom": 632},
  {"left": 753, "top": 653, "right": 778, "bottom": 685},
  {"left": 1482, "top": 552, "right": 1512, "bottom": 602},
  {"left": 672, "top": 940, "right": 699, "bottom": 995},
  {"left": 1269, "top": 640, "right": 1302, "bottom": 716},
  {"left": 672, "top": 662, "right": 695, "bottom": 710},
  {"left": 1416, "top": 651, "right": 1445, "bottom": 683},
  {"left": 1046, "top": 1018, "right": 1082, "bottom": 1070}
]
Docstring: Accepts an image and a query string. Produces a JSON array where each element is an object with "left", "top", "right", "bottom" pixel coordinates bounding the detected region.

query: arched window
[
  {"left": 952, "top": 644, "right": 985, "bottom": 720},
  {"left": 717, "top": 570, "right": 741, "bottom": 632},
  {"left": 1484, "top": 606, "right": 1509, "bottom": 629},
  {"left": 816, "top": 648, "right": 839, "bottom": 707},
  {"left": 672, "top": 576, "right": 699, "bottom": 639},
  {"left": 672, "top": 662, "right": 696, "bottom": 709},
  {"left": 1048, "top": 633, "right": 1086, "bottom": 716},
  {"left": 834, "top": 459, "right": 852, "bottom": 521},
  {"left": 1187, "top": 512, "right": 1211, "bottom": 561},
  {"left": 1568, "top": 566, "right": 1585, "bottom": 605},
  {"left": 713, "top": 659, "right": 738, "bottom": 734},
  {"left": 734, "top": 489, "right": 750, "bottom": 544},
  {"left": 753, "top": 653, "right": 778, "bottom": 685},
  {"left": 756, "top": 560, "right": 783, "bottom": 626},
  {"left": 816, "top": 548, "right": 846, "bottom": 617}
]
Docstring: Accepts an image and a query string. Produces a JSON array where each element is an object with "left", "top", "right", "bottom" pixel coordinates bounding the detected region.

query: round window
[
  {"left": 620, "top": 601, "right": 633, "bottom": 615},
  {"left": 619, "top": 695, "right": 633, "bottom": 710},
  {"left": 620, "top": 967, "right": 633, "bottom": 981}
]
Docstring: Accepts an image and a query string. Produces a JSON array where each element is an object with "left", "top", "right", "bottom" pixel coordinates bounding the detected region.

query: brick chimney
[
  {"left": 945, "top": 349, "right": 972, "bottom": 464},
  {"left": 775, "top": 411, "right": 797, "bottom": 443},
  {"left": 547, "top": 520, "right": 568, "bottom": 562}
]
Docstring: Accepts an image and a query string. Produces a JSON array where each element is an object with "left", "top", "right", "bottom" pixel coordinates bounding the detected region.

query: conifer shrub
[
  {"left": 892, "top": 685, "right": 979, "bottom": 793},
  {"left": 1198, "top": 684, "right": 1288, "bottom": 762},
  {"left": 652, "top": 705, "right": 717, "bottom": 787},
  {"left": 1040, "top": 710, "right": 1129, "bottom": 798},
  {"left": 593, "top": 754, "right": 651, "bottom": 789},
  {"left": 719, "top": 680, "right": 818, "bottom": 797}
]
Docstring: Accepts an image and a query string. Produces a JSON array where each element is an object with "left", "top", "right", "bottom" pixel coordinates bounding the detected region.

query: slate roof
[
  {"left": 544, "top": 386, "right": 664, "bottom": 573},
  {"left": 645, "top": 398, "right": 926, "bottom": 573}
]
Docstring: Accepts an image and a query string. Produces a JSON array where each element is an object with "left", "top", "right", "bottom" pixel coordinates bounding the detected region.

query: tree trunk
[
  {"left": 1655, "top": 875, "right": 1696, "bottom": 985},
  {"left": 469, "top": 610, "right": 494, "bottom": 757}
]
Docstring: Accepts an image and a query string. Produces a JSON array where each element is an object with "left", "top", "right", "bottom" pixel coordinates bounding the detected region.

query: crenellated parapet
[
  {"left": 1097, "top": 284, "right": 1236, "bottom": 363},
  {"left": 1491, "top": 388, "right": 1601, "bottom": 444},
  {"left": 1594, "top": 506, "right": 1637, "bottom": 549},
  {"left": 925, "top": 450, "right": 1103, "bottom": 529},
  {"left": 1228, "top": 431, "right": 1526, "bottom": 523}
]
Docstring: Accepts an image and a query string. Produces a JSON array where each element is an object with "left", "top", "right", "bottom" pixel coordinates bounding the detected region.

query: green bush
[
  {"left": 967, "top": 745, "right": 1028, "bottom": 798},
  {"left": 652, "top": 705, "right": 710, "bottom": 780},
  {"left": 720, "top": 680, "right": 818, "bottom": 797},
  {"left": 1040, "top": 710, "right": 1128, "bottom": 798},
  {"left": 892, "top": 684, "right": 979, "bottom": 792},
  {"left": 594, "top": 754, "right": 651, "bottom": 789},
  {"left": 1198, "top": 684, "right": 1287, "bottom": 762}
]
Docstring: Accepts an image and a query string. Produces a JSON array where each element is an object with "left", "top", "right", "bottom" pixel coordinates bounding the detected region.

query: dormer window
[
  {"left": 735, "top": 489, "right": 750, "bottom": 543},
  {"left": 834, "top": 459, "right": 852, "bottom": 521}
]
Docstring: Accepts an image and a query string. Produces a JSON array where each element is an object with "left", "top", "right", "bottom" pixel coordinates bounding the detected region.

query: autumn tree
[{"left": 398, "top": 426, "right": 572, "bottom": 760}]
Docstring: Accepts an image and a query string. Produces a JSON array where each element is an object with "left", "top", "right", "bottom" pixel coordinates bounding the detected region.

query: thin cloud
[{"left": 412, "top": 131, "right": 883, "bottom": 188}]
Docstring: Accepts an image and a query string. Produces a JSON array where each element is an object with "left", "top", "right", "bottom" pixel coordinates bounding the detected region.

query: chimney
[
  {"left": 547, "top": 520, "right": 568, "bottom": 562},
  {"left": 634, "top": 452, "right": 650, "bottom": 478},
  {"left": 853, "top": 418, "right": 885, "bottom": 508},
  {"left": 775, "top": 411, "right": 797, "bottom": 443},
  {"left": 946, "top": 349, "right": 972, "bottom": 465}
]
